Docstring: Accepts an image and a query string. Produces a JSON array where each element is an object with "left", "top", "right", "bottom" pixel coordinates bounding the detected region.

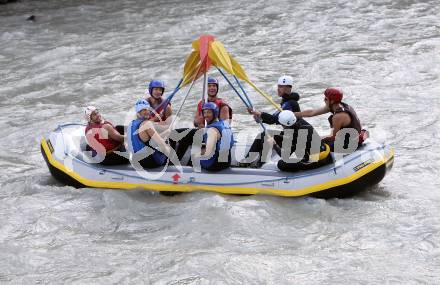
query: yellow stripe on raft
[{"left": 41, "top": 139, "right": 394, "bottom": 197}]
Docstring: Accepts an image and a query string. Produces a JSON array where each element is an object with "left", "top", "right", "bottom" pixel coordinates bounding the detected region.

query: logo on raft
[
  {"left": 353, "top": 158, "right": 374, "bottom": 172},
  {"left": 47, "top": 139, "right": 54, "bottom": 153}
]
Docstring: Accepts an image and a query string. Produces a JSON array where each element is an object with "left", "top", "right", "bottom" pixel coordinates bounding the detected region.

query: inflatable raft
[{"left": 41, "top": 123, "right": 394, "bottom": 198}]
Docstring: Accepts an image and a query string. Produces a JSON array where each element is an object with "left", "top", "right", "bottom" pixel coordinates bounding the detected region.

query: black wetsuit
[
  {"left": 244, "top": 92, "right": 330, "bottom": 171},
  {"left": 245, "top": 92, "right": 302, "bottom": 164}
]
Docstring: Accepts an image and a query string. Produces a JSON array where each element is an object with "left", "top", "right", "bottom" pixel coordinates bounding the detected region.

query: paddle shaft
[
  {"left": 169, "top": 59, "right": 206, "bottom": 129},
  {"left": 155, "top": 78, "right": 183, "bottom": 114},
  {"left": 233, "top": 75, "right": 253, "bottom": 108},
  {"left": 216, "top": 67, "right": 282, "bottom": 155}
]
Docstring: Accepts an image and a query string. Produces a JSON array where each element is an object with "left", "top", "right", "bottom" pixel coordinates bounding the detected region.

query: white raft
[{"left": 41, "top": 123, "right": 394, "bottom": 198}]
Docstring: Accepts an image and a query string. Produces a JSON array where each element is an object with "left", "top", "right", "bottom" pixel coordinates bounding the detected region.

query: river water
[{"left": 1, "top": 0, "right": 440, "bottom": 284}]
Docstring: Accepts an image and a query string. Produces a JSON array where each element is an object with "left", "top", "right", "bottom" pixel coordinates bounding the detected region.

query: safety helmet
[
  {"left": 278, "top": 110, "right": 297, "bottom": 127},
  {"left": 207, "top": 77, "right": 219, "bottom": 87},
  {"left": 135, "top": 99, "right": 151, "bottom": 113},
  {"left": 201, "top": 102, "right": 219, "bottom": 118},
  {"left": 84, "top": 106, "right": 98, "bottom": 122},
  {"left": 277, "top": 75, "right": 294, "bottom": 86},
  {"left": 148, "top": 80, "right": 165, "bottom": 96},
  {"left": 324, "top": 87, "right": 343, "bottom": 103}
]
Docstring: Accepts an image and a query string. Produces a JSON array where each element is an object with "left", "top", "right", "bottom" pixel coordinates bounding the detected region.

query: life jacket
[
  {"left": 328, "top": 102, "right": 365, "bottom": 144},
  {"left": 85, "top": 121, "right": 121, "bottom": 153},
  {"left": 147, "top": 97, "right": 171, "bottom": 121},
  {"left": 261, "top": 92, "right": 301, "bottom": 127},
  {"left": 197, "top": 98, "right": 233, "bottom": 120},
  {"left": 200, "top": 120, "right": 234, "bottom": 169},
  {"left": 128, "top": 118, "right": 167, "bottom": 165},
  {"left": 281, "top": 92, "right": 301, "bottom": 112}
]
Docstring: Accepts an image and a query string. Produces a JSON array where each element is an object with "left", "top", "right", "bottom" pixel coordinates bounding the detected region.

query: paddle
[
  {"left": 216, "top": 67, "right": 252, "bottom": 108},
  {"left": 215, "top": 66, "right": 282, "bottom": 156},
  {"left": 229, "top": 55, "right": 281, "bottom": 111},
  {"left": 152, "top": 78, "right": 183, "bottom": 118},
  {"left": 199, "top": 35, "right": 215, "bottom": 74},
  {"left": 209, "top": 40, "right": 234, "bottom": 75},
  {"left": 182, "top": 35, "right": 215, "bottom": 88},
  {"left": 199, "top": 35, "right": 215, "bottom": 109},
  {"left": 169, "top": 56, "right": 208, "bottom": 129},
  {"left": 153, "top": 47, "right": 204, "bottom": 117},
  {"left": 208, "top": 42, "right": 281, "bottom": 111},
  {"left": 233, "top": 75, "right": 253, "bottom": 108},
  {"left": 182, "top": 51, "right": 203, "bottom": 87}
]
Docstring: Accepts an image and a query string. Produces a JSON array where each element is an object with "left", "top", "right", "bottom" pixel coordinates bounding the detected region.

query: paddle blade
[
  {"left": 183, "top": 51, "right": 201, "bottom": 82},
  {"left": 182, "top": 63, "right": 202, "bottom": 86},
  {"left": 182, "top": 35, "right": 215, "bottom": 87},
  {"left": 229, "top": 53, "right": 280, "bottom": 110},
  {"left": 209, "top": 40, "right": 234, "bottom": 75},
  {"left": 199, "top": 35, "right": 215, "bottom": 71},
  {"left": 230, "top": 55, "right": 249, "bottom": 82},
  {"left": 192, "top": 38, "right": 200, "bottom": 51},
  {"left": 182, "top": 56, "right": 209, "bottom": 87}
]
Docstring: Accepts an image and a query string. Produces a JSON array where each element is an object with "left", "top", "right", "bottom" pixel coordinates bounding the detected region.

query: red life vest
[
  {"left": 85, "top": 121, "right": 121, "bottom": 153},
  {"left": 197, "top": 98, "right": 233, "bottom": 119},
  {"left": 147, "top": 97, "right": 171, "bottom": 121}
]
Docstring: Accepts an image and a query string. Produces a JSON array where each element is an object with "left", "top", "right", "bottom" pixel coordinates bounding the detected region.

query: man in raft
[
  {"left": 295, "top": 88, "right": 367, "bottom": 153},
  {"left": 193, "top": 77, "right": 232, "bottom": 127},
  {"left": 193, "top": 102, "right": 234, "bottom": 171},
  {"left": 172, "top": 77, "right": 233, "bottom": 162},
  {"left": 128, "top": 99, "right": 178, "bottom": 169},
  {"left": 145, "top": 79, "right": 172, "bottom": 124},
  {"left": 243, "top": 75, "right": 330, "bottom": 170},
  {"left": 84, "top": 106, "right": 128, "bottom": 165}
]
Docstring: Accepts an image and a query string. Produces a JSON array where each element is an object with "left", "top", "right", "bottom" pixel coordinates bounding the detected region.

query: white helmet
[
  {"left": 278, "top": 110, "right": 297, "bottom": 126},
  {"left": 277, "top": 75, "right": 294, "bottom": 86},
  {"left": 84, "top": 106, "right": 97, "bottom": 122}
]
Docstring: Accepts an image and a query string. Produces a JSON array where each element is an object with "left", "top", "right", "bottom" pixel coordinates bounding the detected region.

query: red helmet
[{"left": 324, "top": 88, "right": 343, "bottom": 103}]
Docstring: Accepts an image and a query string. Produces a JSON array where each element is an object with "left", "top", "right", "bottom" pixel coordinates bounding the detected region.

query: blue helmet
[
  {"left": 202, "top": 102, "right": 219, "bottom": 118},
  {"left": 207, "top": 77, "right": 218, "bottom": 87},
  {"left": 135, "top": 98, "right": 151, "bottom": 113},
  {"left": 148, "top": 80, "right": 165, "bottom": 96}
]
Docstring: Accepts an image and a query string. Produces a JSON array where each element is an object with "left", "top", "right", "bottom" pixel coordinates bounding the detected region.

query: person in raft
[
  {"left": 193, "top": 77, "right": 232, "bottom": 127},
  {"left": 127, "top": 99, "right": 177, "bottom": 169},
  {"left": 171, "top": 77, "right": 233, "bottom": 162},
  {"left": 84, "top": 106, "right": 128, "bottom": 165},
  {"left": 243, "top": 76, "right": 303, "bottom": 163},
  {"left": 192, "top": 102, "right": 234, "bottom": 172},
  {"left": 145, "top": 79, "right": 172, "bottom": 124},
  {"left": 295, "top": 87, "right": 368, "bottom": 153},
  {"left": 275, "top": 110, "right": 332, "bottom": 172}
]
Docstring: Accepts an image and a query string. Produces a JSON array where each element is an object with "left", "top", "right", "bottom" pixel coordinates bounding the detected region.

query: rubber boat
[
  {"left": 41, "top": 36, "right": 394, "bottom": 197},
  {"left": 41, "top": 123, "right": 394, "bottom": 198}
]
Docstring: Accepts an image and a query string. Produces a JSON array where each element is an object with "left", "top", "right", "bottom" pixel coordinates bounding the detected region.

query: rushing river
[{"left": 1, "top": 0, "right": 440, "bottom": 283}]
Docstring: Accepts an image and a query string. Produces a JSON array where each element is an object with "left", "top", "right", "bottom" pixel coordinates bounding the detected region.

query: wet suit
[
  {"left": 276, "top": 120, "right": 332, "bottom": 172},
  {"left": 244, "top": 92, "right": 302, "bottom": 164},
  {"left": 244, "top": 92, "right": 331, "bottom": 171}
]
